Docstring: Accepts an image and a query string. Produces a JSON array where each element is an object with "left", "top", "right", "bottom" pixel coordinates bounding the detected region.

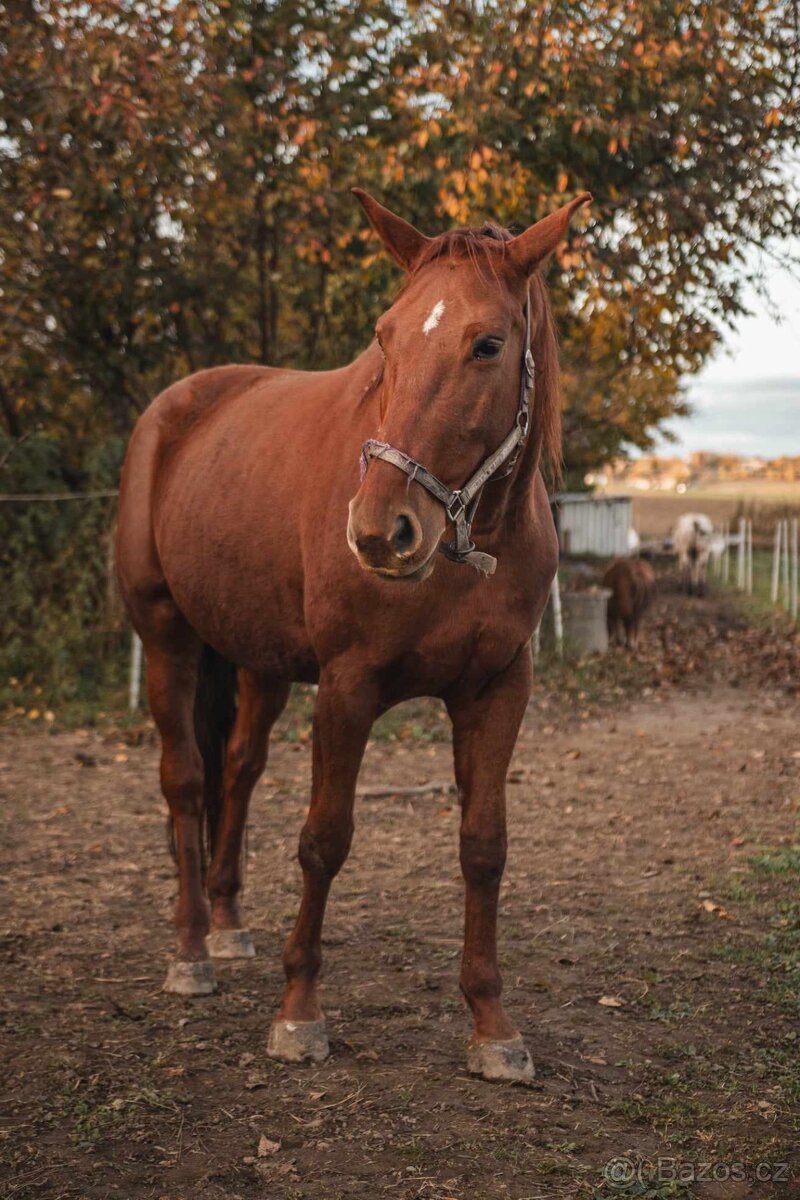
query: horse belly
[{"left": 153, "top": 421, "right": 317, "bottom": 678}]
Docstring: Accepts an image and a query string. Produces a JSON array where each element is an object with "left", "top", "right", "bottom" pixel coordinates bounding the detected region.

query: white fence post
[
  {"left": 771, "top": 521, "right": 781, "bottom": 604},
  {"left": 722, "top": 521, "right": 730, "bottom": 584},
  {"left": 550, "top": 572, "right": 563, "bottom": 658},
  {"left": 791, "top": 517, "right": 798, "bottom": 622},
  {"left": 782, "top": 518, "right": 791, "bottom": 610},
  {"left": 737, "top": 517, "right": 746, "bottom": 590},
  {"left": 746, "top": 519, "right": 753, "bottom": 595},
  {"left": 129, "top": 631, "right": 143, "bottom": 711}
]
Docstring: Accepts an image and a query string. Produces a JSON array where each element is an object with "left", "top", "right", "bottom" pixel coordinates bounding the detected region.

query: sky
[{"left": 654, "top": 245, "right": 800, "bottom": 459}]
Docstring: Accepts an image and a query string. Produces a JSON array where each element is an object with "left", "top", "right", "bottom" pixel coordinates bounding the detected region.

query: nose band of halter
[{"left": 359, "top": 295, "right": 534, "bottom": 578}]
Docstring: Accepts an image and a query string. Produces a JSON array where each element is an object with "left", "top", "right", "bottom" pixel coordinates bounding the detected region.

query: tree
[
  {"left": 388, "top": 0, "right": 800, "bottom": 479},
  {"left": 1, "top": 0, "right": 799, "bottom": 692},
  {"left": 3, "top": 0, "right": 798, "bottom": 472}
]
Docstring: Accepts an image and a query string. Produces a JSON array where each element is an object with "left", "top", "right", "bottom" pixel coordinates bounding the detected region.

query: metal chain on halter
[{"left": 360, "top": 291, "right": 534, "bottom": 578}]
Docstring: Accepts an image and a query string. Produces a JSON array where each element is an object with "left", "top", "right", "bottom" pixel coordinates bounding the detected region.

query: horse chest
[{"left": 359, "top": 577, "right": 536, "bottom": 702}]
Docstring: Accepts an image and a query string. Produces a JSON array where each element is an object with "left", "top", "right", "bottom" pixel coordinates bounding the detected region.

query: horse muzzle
[{"left": 347, "top": 496, "right": 439, "bottom": 581}]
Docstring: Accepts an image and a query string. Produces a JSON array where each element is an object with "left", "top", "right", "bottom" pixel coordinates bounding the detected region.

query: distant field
[
  {"left": 681, "top": 480, "right": 800, "bottom": 501},
  {"left": 614, "top": 482, "right": 800, "bottom": 538}
]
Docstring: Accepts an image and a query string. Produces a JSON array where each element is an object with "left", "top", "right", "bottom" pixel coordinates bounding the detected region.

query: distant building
[
  {"left": 554, "top": 493, "right": 633, "bottom": 557},
  {"left": 599, "top": 450, "right": 798, "bottom": 490}
]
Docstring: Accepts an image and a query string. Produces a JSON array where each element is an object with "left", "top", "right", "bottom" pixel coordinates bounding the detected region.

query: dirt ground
[{"left": 2, "top": 582, "right": 799, "bottom": 1200}]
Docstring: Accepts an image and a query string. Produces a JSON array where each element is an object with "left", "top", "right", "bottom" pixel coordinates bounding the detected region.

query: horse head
[{"left": 347, "top": 187, "right": 590, "bottom": 580}]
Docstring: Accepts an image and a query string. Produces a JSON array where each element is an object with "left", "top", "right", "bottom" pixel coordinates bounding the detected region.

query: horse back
[
  {"left": 148, "top": 365, "right": 289, "bottom": 455},
  {"left": 116, "top": 365, "right": 289, "bottom": 603}
]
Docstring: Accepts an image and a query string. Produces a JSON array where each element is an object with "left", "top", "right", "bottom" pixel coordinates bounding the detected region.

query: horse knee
[
  {"left": 460, "top": 829, "right": 507, "bottom": 889},
  {"left": 298, "top": 821, "right": 353, "bottom": 880}
]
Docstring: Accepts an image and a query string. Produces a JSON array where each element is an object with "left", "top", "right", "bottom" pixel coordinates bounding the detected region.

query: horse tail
[{"left": 193, "top": 643, "right": 238, "bottom": 865}]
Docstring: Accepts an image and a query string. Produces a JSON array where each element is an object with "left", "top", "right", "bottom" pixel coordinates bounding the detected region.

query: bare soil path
[{"left": 1, "top": 587, "right": 799, "bottom": 1199}]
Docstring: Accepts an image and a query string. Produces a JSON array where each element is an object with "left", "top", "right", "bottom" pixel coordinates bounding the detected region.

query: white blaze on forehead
[{"left": 422, "top": 299, "right": 445, "bottom": 335}]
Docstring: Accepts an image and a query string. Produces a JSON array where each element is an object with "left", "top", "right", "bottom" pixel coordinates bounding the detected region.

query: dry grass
[{"left": 630, "top": 490, "right": 800, "bottom": 539}]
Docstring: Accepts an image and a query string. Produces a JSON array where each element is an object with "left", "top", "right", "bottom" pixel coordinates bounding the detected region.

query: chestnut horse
[{"left": 116, "top": 188, "right": 590, "bottom": 1082}]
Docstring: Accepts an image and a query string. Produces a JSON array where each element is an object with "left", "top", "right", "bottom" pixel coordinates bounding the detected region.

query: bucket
[{"left": 561, "top": 587, "right": 612, "bottom": 656}]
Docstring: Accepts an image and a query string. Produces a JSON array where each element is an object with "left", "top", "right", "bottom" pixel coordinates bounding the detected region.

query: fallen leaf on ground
[{"left": 700, "top": 898, "right": 736, "bottom": 920}]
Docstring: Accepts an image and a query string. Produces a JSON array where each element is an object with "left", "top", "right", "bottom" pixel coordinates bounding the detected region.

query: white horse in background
[{"left": 672, "top": 512, "right": 714, "bottom": 594}]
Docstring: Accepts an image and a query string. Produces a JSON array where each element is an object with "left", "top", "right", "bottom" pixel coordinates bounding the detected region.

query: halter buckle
[{"left": 446, "top": 492, "right": 466, "bottom": 524}]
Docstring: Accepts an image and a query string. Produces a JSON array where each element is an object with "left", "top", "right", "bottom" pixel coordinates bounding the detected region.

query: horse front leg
[
  {"left": 446, "top": 645, "right": 534, "bottom": 1083},
  {"left": 267, "top": 665, "right": 376, "bottom": 1064}
]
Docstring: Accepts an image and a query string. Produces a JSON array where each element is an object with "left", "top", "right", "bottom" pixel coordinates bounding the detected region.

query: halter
[{"left": 359, "top": 294, "right": 534, "bottom": 577}]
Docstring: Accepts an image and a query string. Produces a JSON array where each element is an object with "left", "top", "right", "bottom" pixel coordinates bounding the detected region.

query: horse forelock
[{"left": 410, "top": 223, "right": 513, "bottom": 287}]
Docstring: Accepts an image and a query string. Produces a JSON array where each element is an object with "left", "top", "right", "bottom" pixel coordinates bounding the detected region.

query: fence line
[
  {"left": 736, "top": 514, "right": 799, "bottom": 622},
  {"left": 0, "top": 489, "right": 119, "bottom": 503}
]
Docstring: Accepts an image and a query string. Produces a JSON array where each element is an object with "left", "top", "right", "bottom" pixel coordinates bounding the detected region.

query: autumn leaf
[{"left": 257, "top": 1136, "right": 280, "bottom": 1157}]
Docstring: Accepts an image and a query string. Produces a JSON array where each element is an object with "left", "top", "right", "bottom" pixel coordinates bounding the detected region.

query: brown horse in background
[
  {"left": 116, "top": 187, "right": 590, "bottom": 1082},
  {"left": 603, "top": 557, "right": 656, "bottom": 649}
]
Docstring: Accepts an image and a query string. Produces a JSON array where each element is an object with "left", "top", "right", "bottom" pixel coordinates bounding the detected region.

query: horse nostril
[{"left": 392, "top": 512, "right": 419, "bottom": 556}]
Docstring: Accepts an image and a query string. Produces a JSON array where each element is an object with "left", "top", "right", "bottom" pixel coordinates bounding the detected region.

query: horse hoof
[
  {"left": 466, "top": 1036, "right": 535, "bottom": 1083},
  {"left": 163, "top": 959, "right": 217, "bottom": 996},
  {"left": 267, "top": 1018, "right": 329, "bottom": 1064},
  {"left": 206, "top": 929, "right": 256, "bottom": 960}
]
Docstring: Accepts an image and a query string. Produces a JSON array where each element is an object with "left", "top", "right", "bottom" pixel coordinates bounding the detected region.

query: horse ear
[
  {"left": 508, "top": 192, "right": 592, "bottom": 276},
  {"left": 352, "top": 188, "right": 431, "bottom": 271}
]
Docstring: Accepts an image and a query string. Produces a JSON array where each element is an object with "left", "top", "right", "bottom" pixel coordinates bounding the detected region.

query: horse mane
[{"left": 408, "top": 224, "right": 563, "bottom": 481}]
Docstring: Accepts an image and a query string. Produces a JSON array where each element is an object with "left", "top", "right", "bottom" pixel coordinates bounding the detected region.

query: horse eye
[{"left": 472, "top": 338, "right": 503, "bottom": 360}]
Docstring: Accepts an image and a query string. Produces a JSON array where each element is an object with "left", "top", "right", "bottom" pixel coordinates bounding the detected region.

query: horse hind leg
[
  {"left": 139, "top": 603, "right": 217, "bottom": 996},
  {"left": 205, "top": 670, "right": 290, "bottom": 960}
]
